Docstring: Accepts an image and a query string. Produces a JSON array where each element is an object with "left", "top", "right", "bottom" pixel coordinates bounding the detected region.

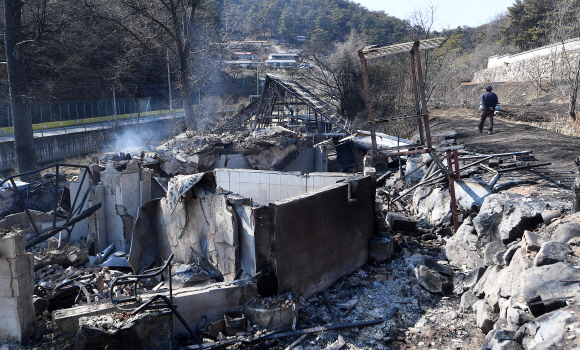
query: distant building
[
  {"left": 233, "top": 52, "right": 258, "bottom": 60},
  {"left": 223, "top": 60, "right": 258, "bottom": 68},
  {"left": 268, "top": 53, "right": 300, "bottom": 60},
  {"left": 243, "top": 40, "right": 267, "bottom": 47},
  {"left": 265, "top": 59, "right": 297, "bottom": 67},
  {"left": 288, "top": 49, "right": 302, "bottom": 55},
  {"left": 295, "top": 36, "right": 307, "bottom": 42}
]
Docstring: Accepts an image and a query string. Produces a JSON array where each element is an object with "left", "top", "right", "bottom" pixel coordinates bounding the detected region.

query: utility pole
[
  {"left": 256, "top": 62, "right": 259, "bottom": 95},
  {"left": 167, "top": 49, "right": 173, "bottom": 112},
  {"left": 112, "top": 85, "right": 117, "bottom": 121}
]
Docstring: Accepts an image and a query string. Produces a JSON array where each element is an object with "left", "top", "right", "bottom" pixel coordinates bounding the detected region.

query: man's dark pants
[{"left": 479, "top": 109, "right": 494, "bottom": 131}]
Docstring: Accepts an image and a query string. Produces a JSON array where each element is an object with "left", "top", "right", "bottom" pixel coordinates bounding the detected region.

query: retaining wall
[{"left": 0, "top": 119, "right": 184, "bottom": 172}]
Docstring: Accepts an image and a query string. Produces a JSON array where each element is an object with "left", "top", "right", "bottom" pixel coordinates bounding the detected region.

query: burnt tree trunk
[
  {"left": 574, "top": 157, "right": 580, "bottom": 213},
  {"left": 4, "top": 0, "right": 38, "bottom": 179},
  {"left": 179, "top": 67, "right": 196, "bottom": 131}
]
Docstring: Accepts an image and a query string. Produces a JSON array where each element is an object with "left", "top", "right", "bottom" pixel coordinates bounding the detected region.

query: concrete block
[
  {"left": 0, "top": 231, "right": 25, "bottom": 258},
  {"left": 387, "top": 212, "right": 417, "bottom": 232},
  {"left": 230, "top": 170, "right": 240, "bottom": 183},
  {"left": 523, "top": 230, "right": 545, "bottom": 253},
  {"left": 53, "top": 282, "right": 257, "bottom": 336}
]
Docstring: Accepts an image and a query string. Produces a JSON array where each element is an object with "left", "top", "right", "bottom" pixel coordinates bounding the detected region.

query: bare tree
[
  {"left": 301, "top": 30, "right": 365, "bottom": 120},
  {"left": 85, "top": 0, "right": 225, "bottom": 130},
  {"left": 3, "top": 0, "right": 44, "bottom": 179},
  {"left": 546, "top": 0, "right": 580, "bottom": 120}
]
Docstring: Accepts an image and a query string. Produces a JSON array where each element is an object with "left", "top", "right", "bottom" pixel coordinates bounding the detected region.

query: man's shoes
[
  {"left": 488, "top": 130, "right": 493, "bottom": 135},
  {"left": 478, "top": 128, "right": 482, "bottom": 133}
]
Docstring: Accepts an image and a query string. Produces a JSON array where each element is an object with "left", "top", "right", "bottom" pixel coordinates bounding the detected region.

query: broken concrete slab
[
  {"left": 454, "top": 178, "right": 492, "bottom": 211},
  {"left": 267, "top": 177, "right": 375, "bottom": 298},
  {"left": 387, "top": 212, "right": 417, "bottom": 232},
  {"left": 53, "top": 281, "right": 256, "bottom": 336}
]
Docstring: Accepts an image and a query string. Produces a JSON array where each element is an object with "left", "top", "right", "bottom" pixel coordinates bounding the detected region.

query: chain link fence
[{"left": 0, "top": 98, "right": 151, "bottom": 127}]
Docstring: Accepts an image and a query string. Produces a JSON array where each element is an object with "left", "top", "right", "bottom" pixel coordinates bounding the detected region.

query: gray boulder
[
  {"left": 414, "top": 265, "right": 452, "bottom": 295},
  {"left": 497, "top": 194, "right": 546, "bottom": 244},
  {"left": 534, "top": 242, "right": 571, "bottom": 267},
  {"left": 464, "top": 266, "right": 486, "bottom": 290},
  {"left": 520, "top": 262, "right": 580, "bottom": 316},
  {"left": 445, "top": 216, "right": 483, "bottom": 268},
  {"left": 484, "top": 241, "right": 507, "bottom": 267},
  {"left": 412, "top": 186, "right": 452, "bottom": 226},
  {"left": 473, "top": 194, "right": 505, "bottom": 246},
  {"left": 495, "top": 249, "right": 534, "bottom": 299},
  {"left": 551, "top": 222, "right": 580, "bottom": 243},
  {"left": 460, "top": 291, "right": 480, "bottom": 313},
  {"left": 500, "top": 242, "right": 522, "bottom": 266},
  {"left": 520, "top": 305, "right": 580, "bottom": 349},
  {"left": 475, "top": 300, "right": 499, "bottom": 334}
]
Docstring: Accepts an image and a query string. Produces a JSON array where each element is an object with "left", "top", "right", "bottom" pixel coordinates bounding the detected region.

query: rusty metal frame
[
  {"left": 358, "top": 37, "right": 465, "bottom": 231},
  {"left": 0, "top": 163, "right": 99, "bottom": 249}
]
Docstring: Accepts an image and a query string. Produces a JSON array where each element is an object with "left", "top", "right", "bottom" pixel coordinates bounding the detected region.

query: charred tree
[
  {"left": 574, "top": 157, "right": 580, "bottom": 213},
  {"left": 4, "top": 0, "right": 38, "bottom": 179}
]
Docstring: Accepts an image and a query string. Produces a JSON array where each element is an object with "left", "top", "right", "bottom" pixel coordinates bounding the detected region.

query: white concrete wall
[
  {"left": 214, "top": 169, "right": 350, "bottom": 206},
  {"left": 487, "top": 37, "right": 580, "bottom": 68}
]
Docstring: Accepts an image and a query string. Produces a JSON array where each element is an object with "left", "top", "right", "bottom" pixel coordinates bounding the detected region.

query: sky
[{"left": 352, "top": 0, "right": 516, "bottom": 30}]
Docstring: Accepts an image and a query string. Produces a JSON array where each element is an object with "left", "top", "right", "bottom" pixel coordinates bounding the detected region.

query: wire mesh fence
[{"left": 0, "top": 98, "right": 151, "bottom": 127}]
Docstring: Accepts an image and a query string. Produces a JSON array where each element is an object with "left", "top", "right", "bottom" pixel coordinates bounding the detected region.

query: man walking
[{"left": 479, "top": 85, "right": 498, "bottom": 135}]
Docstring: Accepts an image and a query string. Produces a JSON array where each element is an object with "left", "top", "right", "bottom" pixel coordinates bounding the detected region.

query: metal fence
[{"left": 0, "top": 98, "right": 152, "bottom": 127}]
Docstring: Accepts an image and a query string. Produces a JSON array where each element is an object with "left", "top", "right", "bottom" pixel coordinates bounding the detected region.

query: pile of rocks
[{"left": 443, "top": 192, "right": 580, "bottom": 349}]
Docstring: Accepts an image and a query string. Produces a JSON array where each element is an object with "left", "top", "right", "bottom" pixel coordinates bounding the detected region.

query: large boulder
[
  {"left": 497, "top": 194, "right": 546, "bottom": 244},
  {"left": 445, "top": 216, "right": 483, "bottom": 268},
  {"left": 520, "top": 262, "right": 580, "bottom": 316},
  {"left": 473, "top": 194, "right": 505, "bottom": 246},
  {"left": 412, "top": 186, "right": 451, "bottom": 226},
  {"left": 495, "top": 249, "right": 534, "bottom": 299},
  {"left": 473, "top": 193, "right": 547, "bottom": 246},
  {"left": 475, "top": 300, "right": 499, "bottom": 334},
  {"left": 519, "top": 305, "right": 580, "bottom": 349},
  {"left": 484, "top": 241, "right": 507, "bottom": 267},
  {"left": 534, "top": 242, "right": 571, "bottom": 267},
  {"left": 551, "top": 222, "right": 580, "bottom": 243}
]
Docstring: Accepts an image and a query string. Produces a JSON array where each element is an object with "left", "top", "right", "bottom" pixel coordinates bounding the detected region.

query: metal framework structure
[
  {"left": 358, "top": 37, "right": 462, "bottom": 231},
  {"left": 215, "top": 74, "right": 354, "bottom": 134},
  {"left": 0, "top": 164, "right": 100, "bottom": 249}
]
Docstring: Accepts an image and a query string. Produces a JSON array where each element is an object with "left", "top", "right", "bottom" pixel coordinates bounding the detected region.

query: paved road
[{"left": 0, "top": 113, "right": 185, "bottom": 142}]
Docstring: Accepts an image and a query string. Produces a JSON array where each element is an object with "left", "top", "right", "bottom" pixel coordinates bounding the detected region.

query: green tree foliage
[
  {"left": 501, "top": 0, "right": 555, "bottom": 49},
  {"left": 246, "top": 0, "right": 409, "bottom": 47}
]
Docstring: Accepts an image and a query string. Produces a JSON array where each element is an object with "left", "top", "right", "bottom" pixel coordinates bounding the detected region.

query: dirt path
[{"left": 429, "top": 107, "right": 580, "bottom": 191}]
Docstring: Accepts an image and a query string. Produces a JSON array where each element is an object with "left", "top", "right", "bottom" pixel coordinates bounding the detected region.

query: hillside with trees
[{"left": 2, "top": 0, "right": 580, "bottom": 173}]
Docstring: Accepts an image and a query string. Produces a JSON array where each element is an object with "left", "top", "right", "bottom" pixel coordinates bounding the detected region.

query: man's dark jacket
[{"left": 481, "top": 91, "right": 498, "bottom": 109}]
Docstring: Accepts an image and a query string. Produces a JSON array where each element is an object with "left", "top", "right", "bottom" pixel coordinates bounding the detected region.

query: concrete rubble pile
[
  {"left": 379, "top": 146, "right": 580, "bottom": 349},
  {"left": 145, "top": 126, "right": 313, "bottom": 176}
]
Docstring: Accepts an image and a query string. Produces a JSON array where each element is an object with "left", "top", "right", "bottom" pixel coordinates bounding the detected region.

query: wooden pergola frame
[{"left": 358, "top": 37, "right": 462, "bottom": 231}]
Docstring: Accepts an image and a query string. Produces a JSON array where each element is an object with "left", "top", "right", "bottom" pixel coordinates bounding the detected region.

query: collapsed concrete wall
[
  {"left": 256, "top": 176, "right": 376, "bottom": 298},
  {"left": 87, "top": 161, "right": 152, "bottom": 252},
  {"left": 0, "top": 230, "right": 36, "bottom": 342},
  {"left": 127, "top": 170, "right": 374, "bottom": 299},
  {"left": 214, "top": 169, "right": 350, "bottom": 206}
]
